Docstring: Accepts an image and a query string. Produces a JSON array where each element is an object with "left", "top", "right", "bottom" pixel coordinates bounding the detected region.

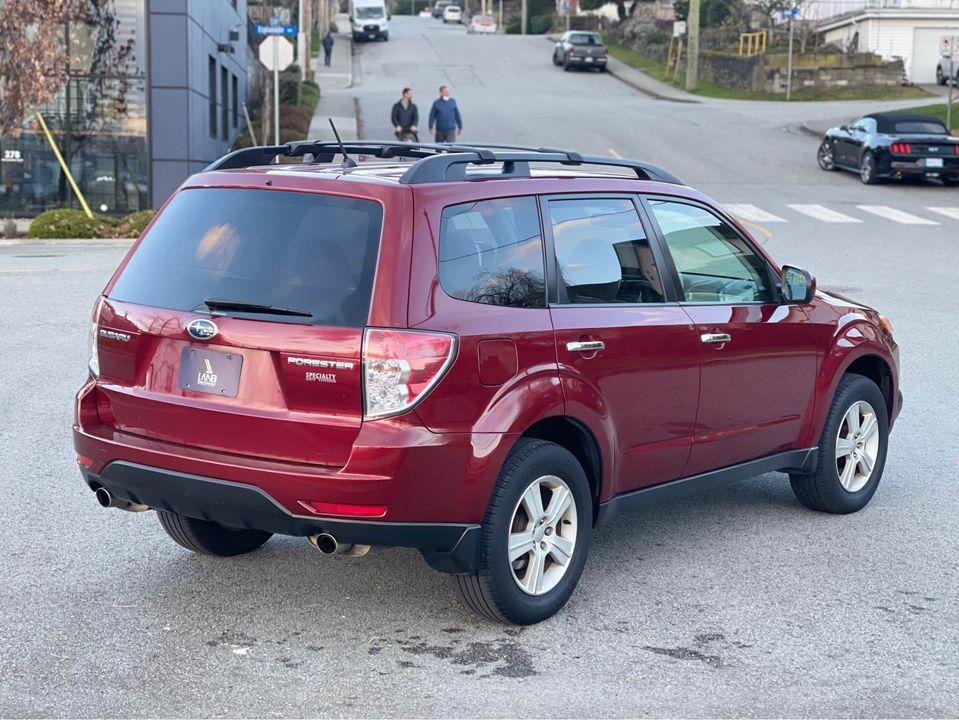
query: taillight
[
  {"left": 298, "top": 501, "right": 388, "bottom": 518},
  {"left": 88, "top": 296, "right": 104, "bottom": 379},
  {"left": 955, "top": 145, "right": 959, "bottom": 156},
  {"left": 568, "top": 48, "right": 575, "bottom": 55},
  {"left": 362, "top": 328, "right": 457, "bottom": 420},
  {"left": 890, "top": 143, "right": 911, "bottom": 154}
]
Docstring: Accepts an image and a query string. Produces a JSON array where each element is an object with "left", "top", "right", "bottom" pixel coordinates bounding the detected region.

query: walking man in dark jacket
[
  {"left": 390, "top": 88, "right": 419, "bottom": 141},
  {"left": 322, "top": 31, "right": 334, "bottom": 67},
  {"left": 428, "top": 85, "right": 462, "bottom": 143}
]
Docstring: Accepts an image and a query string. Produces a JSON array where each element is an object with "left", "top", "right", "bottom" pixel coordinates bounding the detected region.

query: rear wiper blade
[{"left": 203, "top": 298, "right": 313, "bottom": 318}]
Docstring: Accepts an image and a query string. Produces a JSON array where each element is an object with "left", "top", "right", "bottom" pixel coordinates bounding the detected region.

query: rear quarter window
[{"left": 108, "top": 188, "right": 383, "bottom": 327}]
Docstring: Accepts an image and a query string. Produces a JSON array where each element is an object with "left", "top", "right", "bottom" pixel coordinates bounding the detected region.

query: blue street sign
[
  {"left": 785, "top": 7, "right": 799, "bottom": 18},
  {"left": 255, "top": 23, "right": 297, "bottom": 36}
]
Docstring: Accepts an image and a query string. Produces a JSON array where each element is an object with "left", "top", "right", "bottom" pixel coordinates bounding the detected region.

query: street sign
[
  {"left": 941, "top": 35, "right": 959, "bottom": 58},
  {"left": 562, "top": 3, "right": 572, "bottom": 14},
  {"left": 258, "top": 36, "right": 294, "bottom": 71},
  {"left": 255, "top": 23, "right": 297, "bottom": 36},
  {"left": 673, "top": 20, "right": 686, "bottom": 37},
  {"left": 784, "top": 7, "right": 799, "bottom": 19}
]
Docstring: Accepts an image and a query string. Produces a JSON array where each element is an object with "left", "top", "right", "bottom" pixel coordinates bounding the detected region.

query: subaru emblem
[{"left": 186, "top": 318, "right": 218, "bottom": 341}]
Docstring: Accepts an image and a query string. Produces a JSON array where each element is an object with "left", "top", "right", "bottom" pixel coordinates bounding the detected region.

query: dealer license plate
[{"left": 178, "top": 348, "right": 243, "bottom": 397}]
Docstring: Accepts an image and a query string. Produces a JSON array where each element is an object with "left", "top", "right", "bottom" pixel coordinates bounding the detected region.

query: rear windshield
[
  {"left": 109, "top": 188, "right": 383, "bottom": 327},
  {"left": 570, "top": 33, "right": 600, "bottom": 45},
  {"left": 878, "top": 119, "right": 948, "bottom": 134}
]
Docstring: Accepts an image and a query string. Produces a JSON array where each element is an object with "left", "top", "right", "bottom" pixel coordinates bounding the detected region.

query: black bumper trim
[{"left": 83, "top": 461, "right": 481, "bottom": 574}]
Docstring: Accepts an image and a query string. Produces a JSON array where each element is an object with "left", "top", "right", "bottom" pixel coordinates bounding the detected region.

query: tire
[
  {"left": 553, "top": 52, "right": 561, "bottom": 66},
  {"left": 936, "top": 66, "right": 945, "bottom": 85},
  {"left": 943, "top": 175, "right": 959, "bottom": 187},
  {"left": 156, "top": 510, "right": 272, "bottom": 556},
  {"left": 789, "top": 374, "right": 889, "bottom": 514},
  {"left": 563, "top": 58, "right": 572, "bottom": 72},
  {"left": 382, "top": 32, "right": 389, "bottom": 41},
  {"left": 859, "top": 151, "right": 880, "bottom": 185},
  {"left": 817, "top": 139, "right": 837, "bottom": 171},
  {"left": 454, "top": 439, "right": 593, "bottom": 625}
]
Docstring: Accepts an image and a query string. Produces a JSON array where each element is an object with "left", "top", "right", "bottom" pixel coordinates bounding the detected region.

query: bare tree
[{"left": 0, "top": 0, "right": 82, "bottom": 136}]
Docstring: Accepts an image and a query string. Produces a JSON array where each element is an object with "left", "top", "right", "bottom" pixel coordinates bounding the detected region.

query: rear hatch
[
  {"left": 95, "top": 186, "right": 383, "bottom": 468},
  {"left": 569, "top": 33, "right": 606, "bottom": 61}
]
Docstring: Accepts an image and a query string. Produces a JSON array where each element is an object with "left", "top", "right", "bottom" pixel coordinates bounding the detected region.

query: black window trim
[
  {"left": 435, "top": 193, "right": 551, "bottom": 310},
  {"left": 639, "top": 194, "right": 782, "bottom": 307},
  {"left": 540, "top": 191, "right": 682, "bottom": 308}
]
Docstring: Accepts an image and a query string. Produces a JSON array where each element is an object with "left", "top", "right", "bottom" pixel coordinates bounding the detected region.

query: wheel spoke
[
  {"left": 858, "top": 449, "right": 875, "bottom": 475},
  {"left": 508, "top": 530, "right": 536, "bottom": 562},
  {"left": 859, "top": 414, "right": 878, "bottom": 442},
  {"left": 548, "top": 534, "right": 574, "bottom": 566},
  {"left": 522, "top": 548, "right": 545, "bottom": 594},
  {"left": 520, "top": 483, "right": 545, "bottom": 522},
  {"left": 845, "top": 405, "right": 861, "bottom": 435},
  {"left": 835, "top": 436, "right": 855, "bottom": 460},
  {"left": 544, "top": 486, "right": 572, "bottom": 527},
  {"left": 839, "top": 458, "right": 856, "bottom": 489}
]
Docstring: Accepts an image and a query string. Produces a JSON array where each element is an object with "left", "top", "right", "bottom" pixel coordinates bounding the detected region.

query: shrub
[
  {"left": 2, "top": 218, "right": 17, "bottom": 238},
  {"left": 27, "top": 209, "right": 116, "bottom": 239},
  {"left": 529, "top": 13, "right": 553, "bottom": 34},
  {"left": 280, "top": 105, "right": 312, "bottom": 134},
  {"left": 112, "top": 209, "right": 157, "bottom": 238}
]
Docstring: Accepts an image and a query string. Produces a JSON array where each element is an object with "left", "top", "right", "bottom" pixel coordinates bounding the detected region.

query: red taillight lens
[
  {"left": 298, "top": 501, "right": 387, "bottom": 518},
  {"left": 77, "top": 454, "right": 93, "bottom": 469},
  {"left": 955, "top": 145, "right": 959, "bottom": 156},
  {"left": 568, "top": 48, "right": 575, "bottom": 55},
  {"left": 362, "top": 328, "right": 457, "bottom": 420},
  {"left": 890, "top": 143, "right": 911, "bottom": 154},
  {"left": 89, "top": 296, "right": 104, "bottom": 378}
]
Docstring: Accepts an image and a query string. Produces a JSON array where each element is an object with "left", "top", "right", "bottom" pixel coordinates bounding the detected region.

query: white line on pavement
[
  {"left": 787, "top": 204, "right": 862, "bottom": 223},
  {"left": 723, "top": 204, "right": 787, "bottom": 223},
  {"left": 926, "top": 207, "right": 959, "bottom": 221},
  {"left": 855, "top": 205, "right": 939, "bottom": 225}
]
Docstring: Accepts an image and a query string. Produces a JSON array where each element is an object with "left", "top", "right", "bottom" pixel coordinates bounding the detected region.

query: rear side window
[
  {"left": 109, "top": 188, "right": 383, "bottom": 327},
  {"left": 549, "top": 197, "right": 666, "bottom": 305},
  {"left": 438, "top": 197, "right": 546, "bottom": 308}
]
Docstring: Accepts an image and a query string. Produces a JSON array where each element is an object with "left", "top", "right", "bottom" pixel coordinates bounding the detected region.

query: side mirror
[
  {"left": 781, "top": 265, "right": 815, "bottom": 304},
  {"left": 839, "top": 124, "right": 848, "bottom": 132}
]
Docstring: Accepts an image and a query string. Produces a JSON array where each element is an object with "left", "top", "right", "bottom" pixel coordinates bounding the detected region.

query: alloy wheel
[
  {"left": 860, "top": 154, "right": 874, "bottom": 183},
  {"left": 817, "top": 141, "right": 834, "bottom": 170},
  {"left": 835, "top": 400, "right": 881, "bottom": 493},
  {"left": 508, "top": 475, "right": 578, "bottom": 596}
]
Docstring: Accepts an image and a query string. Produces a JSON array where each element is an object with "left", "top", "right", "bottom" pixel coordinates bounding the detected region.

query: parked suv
[{"left": 74, "top": 142, "right": 901, "bottom": 625}]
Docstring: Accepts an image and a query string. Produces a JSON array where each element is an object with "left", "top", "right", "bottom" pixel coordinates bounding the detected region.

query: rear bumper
[
  {"left": 81, "top": 461, "right": 481, "bottom": 573},
  {"left": 569, "top": 57, "right": 607, "bottom": 66},
  {"left": 886, "top": 158, "right": 959, "bottom": 176}
]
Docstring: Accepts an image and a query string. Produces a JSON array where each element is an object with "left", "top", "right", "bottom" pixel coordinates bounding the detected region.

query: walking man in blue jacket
[{"left": 428, "top": 85, "right": 463, "bottom": 143}]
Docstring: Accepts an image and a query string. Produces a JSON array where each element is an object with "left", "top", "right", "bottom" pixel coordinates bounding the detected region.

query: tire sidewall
[
  {"left": 480, "top": 441, "right": 593, "bottom": 625},
  {"left": 817, "top": 376, "right": 890, "bottom": 512},
  {"left": 817, "top": 140, "right": 834, "bottom": 170}
]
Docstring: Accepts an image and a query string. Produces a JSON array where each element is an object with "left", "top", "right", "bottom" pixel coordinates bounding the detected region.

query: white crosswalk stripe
[
  {"left": 787, "top": 204, "right": 862, "bottom": 223},
  {"left": 723, "top": 204, "right": 787, "bottom": 223},
  {"left": 926, "top": 207, "right": 959, "bottom": 221},
  {"left": 855, "top": 205, "right": 939, "bottom": 225}
]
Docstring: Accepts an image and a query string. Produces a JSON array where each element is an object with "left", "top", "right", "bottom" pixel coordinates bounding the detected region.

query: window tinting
[
  {"left": 569, "top": 32, "right": 599, "bottom": 44},
  {"left": 649, "top": 200, "right": 773, "bottom": 304},
  {"left": 438, "top": 197, "right": 546, "bottom": 308},
  {"left": 109, "top": 189, "right": 383, "bottom": 327},
  {"left": 893, "top": 121, "right": 947, "bottom": 134},
  {"left": 549, "top": 198, "right": 665, "bottom": 305}
]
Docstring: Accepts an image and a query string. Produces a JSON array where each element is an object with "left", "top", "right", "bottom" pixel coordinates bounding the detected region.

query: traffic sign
[
  {"left": 941, "top": 35, "right": 959, "bottom": 58},
  {"left": 673, "top": 20, "right": 686, "bottom": 37},
  {"left": 255, "top": 23, "right": 297, "bottom": 36},
  {"left": 784, "top": 7, "right": 799, "bottom": 19},
  {"left": 258, "top": 36, "right": 294, "bottom": 71}
]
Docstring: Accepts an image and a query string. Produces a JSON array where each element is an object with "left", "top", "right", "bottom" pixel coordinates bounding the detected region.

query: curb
[
  {"left": 606, "top": 62, "right": 701, "bottom": 104},
  {"left": 797, "top": 122, "right": 823, "bottom": 140}
]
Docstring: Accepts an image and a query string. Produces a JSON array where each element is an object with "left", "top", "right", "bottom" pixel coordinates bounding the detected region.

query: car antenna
[{"left": 329, "top": 119, "right": 357, "bottom": 168}]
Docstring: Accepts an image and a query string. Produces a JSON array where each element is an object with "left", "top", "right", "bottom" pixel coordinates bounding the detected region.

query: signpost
[
  {"left": 942, "top": 35, "right": 959, "bottom": 131},
  {"left": 785, "top": 6, "right": 799, "bottom": 101},
  {"left": 258, "top": 29, "right": 296, "bottom": 147}
]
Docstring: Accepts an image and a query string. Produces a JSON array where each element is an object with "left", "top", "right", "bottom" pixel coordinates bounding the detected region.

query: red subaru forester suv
[{"left": 74, "top": 142, "right": 901, "bottom": 624}]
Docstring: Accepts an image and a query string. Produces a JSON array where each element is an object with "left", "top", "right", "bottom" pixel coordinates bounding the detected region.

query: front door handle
[
  {"left": 567, "top": 340, "right": 605, "bottom": 353},
  {"left": 700, "top": 332, "right": 731, "bottom": 344}
]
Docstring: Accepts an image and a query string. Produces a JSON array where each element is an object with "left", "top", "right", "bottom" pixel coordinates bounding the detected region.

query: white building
[{"left": 811, "top": 0, "right": 959, "bottom": 83}]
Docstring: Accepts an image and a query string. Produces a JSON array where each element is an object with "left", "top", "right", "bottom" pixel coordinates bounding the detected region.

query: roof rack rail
[{"left": 203, "top": 140, "right": 682, "bottom": 185}]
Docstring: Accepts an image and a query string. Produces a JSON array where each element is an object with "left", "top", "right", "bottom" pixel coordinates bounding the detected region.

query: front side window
[
  {"left": 438, "top": 197, "right": 546, "bottom": 308},
  {"left": 549, "top": 197, "right": 665, "bottom": 305},
  {"left": 648, "top": 200, "right": 773, "bottom": 304}
]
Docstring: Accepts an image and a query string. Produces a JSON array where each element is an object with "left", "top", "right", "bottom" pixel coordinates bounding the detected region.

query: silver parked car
[{"left": 552, "top": 31, "right": 608, "bottom": 72}]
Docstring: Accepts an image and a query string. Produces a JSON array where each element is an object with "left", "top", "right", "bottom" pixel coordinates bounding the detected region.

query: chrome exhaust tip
[
  {"left": 95, "top": 487, "right": 113, "bottom": 508},
  {"left": 94, "top": 487, "right": 149, "bottom": 512},
  {"left": 308, "top": 533, "right": 371, "bottom": 557}
]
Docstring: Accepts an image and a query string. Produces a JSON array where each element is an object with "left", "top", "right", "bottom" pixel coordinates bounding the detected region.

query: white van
[{"left": 350, "top": 0, "right": 389, "bottom": 41}]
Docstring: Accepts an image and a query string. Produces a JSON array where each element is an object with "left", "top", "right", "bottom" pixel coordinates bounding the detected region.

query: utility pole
[
  {"left": 684, "top": 0, "right": 700, "bottom": 91},
  {"left": 785, "top": 5, "right": 797, "bottom": 100},
  {"left": 521, "top": 0, "right": 527, "bottom": 34}
]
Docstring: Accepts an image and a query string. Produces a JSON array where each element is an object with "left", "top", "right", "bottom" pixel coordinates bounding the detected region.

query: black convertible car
[{"left": 817, "top": 112, "right": 959, "bottom": 186}]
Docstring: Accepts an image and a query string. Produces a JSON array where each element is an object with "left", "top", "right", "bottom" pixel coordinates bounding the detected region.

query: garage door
[{"left": 913, "top": 27, "right": 959, "bottom": 84}]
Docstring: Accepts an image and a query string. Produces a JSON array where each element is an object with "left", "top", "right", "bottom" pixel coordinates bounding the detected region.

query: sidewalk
[
  {"left": 308, "top": 15, "right": 357, "bottom": 141},
  {"left": 606, "top": 57, "right": 702, "bottom": 104}
]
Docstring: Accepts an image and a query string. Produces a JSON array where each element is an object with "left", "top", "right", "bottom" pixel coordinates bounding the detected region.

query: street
[{"left": 2, "top": 16, "right": 958, "bottom": 718}]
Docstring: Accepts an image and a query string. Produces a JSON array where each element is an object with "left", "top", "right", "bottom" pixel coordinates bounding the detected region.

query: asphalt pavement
[{"left": 1, "top": 16, "right": 958, "bottom": 718}]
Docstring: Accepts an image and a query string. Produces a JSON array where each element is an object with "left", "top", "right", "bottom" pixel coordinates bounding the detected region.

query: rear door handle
[
  {"left": 700, "top": 332, "right": 731, "bottom": 344},
  {"left": 566, "top": 340, "right": 605, "bottom": 353}
]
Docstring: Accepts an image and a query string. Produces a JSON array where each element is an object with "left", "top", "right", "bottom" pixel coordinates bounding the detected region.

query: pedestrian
[
  {"left": 391, "top": 87, "right": 419, "bottom": 141},
  {"left": 322, "top": 31, "right": 334, "bottom": 67},
  {"left": 428, "top": 85, "right": 462, "bottom": 143}
]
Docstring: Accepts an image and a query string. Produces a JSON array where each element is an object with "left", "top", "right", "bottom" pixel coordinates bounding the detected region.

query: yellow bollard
[{"left": 36, "top": 111, "right": 94, "bottom": 220}]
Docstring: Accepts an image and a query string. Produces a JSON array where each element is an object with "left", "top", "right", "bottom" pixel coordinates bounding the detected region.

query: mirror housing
[
  {"left": 781, "top": 265, "right": 816, "bottom": 304},
  {"left": 839, "top": 124, "right": 848, "bottom": 132}
]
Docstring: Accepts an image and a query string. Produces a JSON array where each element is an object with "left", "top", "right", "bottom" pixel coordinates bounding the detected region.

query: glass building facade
[{"left": 0, "top": 0, "right": 149, "bottom": 216}]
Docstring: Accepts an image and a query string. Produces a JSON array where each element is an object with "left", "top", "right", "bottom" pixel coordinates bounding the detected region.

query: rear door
[
  {"left": 544, "top": 194, "right": 701, "bottom": 494},
  {"left": 644, "top": 197, "right": 820, "bottom": 476},
  {"left": 96, "top": 186, "right": 385, "bottom": 468}
]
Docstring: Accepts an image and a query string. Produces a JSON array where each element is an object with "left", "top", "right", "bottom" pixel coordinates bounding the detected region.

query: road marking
[
  {"left": 855, "top": 205, "right": 938, "bottom": 225},
  {"left": 723, "top": 204, "right": 787, "bottom": 223},
  {"left": 607, "top": 148, "right": 622, "bottom": 158},
  {"left": 787, "top": 204, "right": 862, "bottom": 223},
  {"left": 926, "top": 206, "right": 959, "bottom": 221}
]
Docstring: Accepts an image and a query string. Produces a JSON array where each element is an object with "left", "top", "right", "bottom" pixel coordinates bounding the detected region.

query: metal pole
[
  {"left": 521, "top": 0, "right": 527, "bottom": 34},
  {"left": 498, "top": 0, "right": 502, "bottom": 28},
  {"left": 948, "top": 72, "right": 954, "bottom": 132},
  {"left": 566, "top": 6, "right": 570, "bottom": 31},
  {"left": 297, "top": 0, "right": 306, "bottom": 79},
  {"left": 684, "top": 0, "right": 700, "bottom": 91},
  {"left": 242, "top": 102, "right": 258, "bottom": 146},
  {"left": 36, "top": 111, "right": 94, "bottom": 219},
  {"left": 273, "top": 38, "right": 280, "bottom": 146},
  {"left": 786, "top": 15, "right": 794, "bottom": 101}
]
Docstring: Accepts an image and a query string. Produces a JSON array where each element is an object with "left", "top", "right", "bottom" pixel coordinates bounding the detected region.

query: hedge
[
  {"left": 112, "top": 209, "right": 157, "bottom": 238},
  {"left": 27, "top": 209, "right": 116, "bottom": 239}
]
